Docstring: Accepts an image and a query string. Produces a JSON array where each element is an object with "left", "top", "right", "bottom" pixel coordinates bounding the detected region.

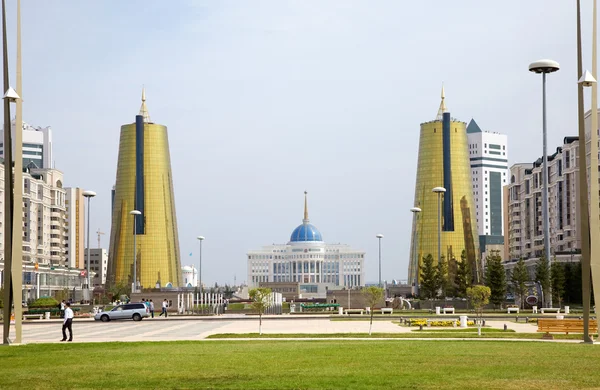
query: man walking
[
  {"left": 159, "top": 299, "right": 168, "bottom": 318},
  {"left": 61, "top": 302, "right": 74, "bottom": 342},
  {"left": 149, "top": 299, "right": 155, "bottom": 318}
]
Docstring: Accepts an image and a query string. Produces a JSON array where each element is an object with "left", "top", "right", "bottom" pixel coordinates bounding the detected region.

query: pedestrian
[
  {"left": 61, "top": 302, "right": 74, "bottom": 342},
  {"left": 159, "top": 299, "right": 168, "bottom": 317},
  {"left": 149, "top": 299, "right": 155, "bottom": 318},
  {"left": 59, "top": 300, "right": 66, "bottom": 317}
]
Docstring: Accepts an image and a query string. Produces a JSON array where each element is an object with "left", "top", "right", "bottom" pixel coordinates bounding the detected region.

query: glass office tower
[
  {"left": 108, "top": 90, "right": 182, "bottom": 288},
  {"left": 408, "top": 90, "right": 480, "bottom": 287}
]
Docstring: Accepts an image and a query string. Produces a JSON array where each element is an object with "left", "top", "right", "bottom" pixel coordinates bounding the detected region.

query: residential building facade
[
  {"left": 84, "top": 248, "right": 108, "bottom": 286},
  {"left": 65, "top": 187, "right": 85, "bottom": 269}
]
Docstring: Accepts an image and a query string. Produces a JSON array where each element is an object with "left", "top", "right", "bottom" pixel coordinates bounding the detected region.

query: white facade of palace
[{"left": 247, "top": 194, "right": 365, "bottom": 292}]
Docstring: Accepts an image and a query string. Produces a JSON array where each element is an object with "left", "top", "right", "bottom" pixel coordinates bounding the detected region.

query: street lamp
[
  {"left": 376, "top": 234, "right": 384, "bottom": 288},
  {"left": 197, "top": 236, "right": 205, "bottom": 292},
  {"left": 529, "top": 59, "right": 559, "bottom": 308},
  {"left": 82, "top": 190, "right": 96, "bottom": 299},
  {"left": 409, "top": 207, "right": 422, "bottom": 293},
  {"left": 432, "top": 187, "right": 446, "bottom": 266},
  {"left": 130, "top": 210, "right": 141, "bottom": 293}
]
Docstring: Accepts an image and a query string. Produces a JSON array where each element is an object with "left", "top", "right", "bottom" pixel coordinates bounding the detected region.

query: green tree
[
  {"left": 511, "top": 258, "right": 529, "bottom": 309},
  {"left": 249, "top": 287, "right": 272, "bottom": 335},
  {"left": 535, "top": 255, "right": 551, "bottom": 307},
  {"left": 484, "top": 251, "right": 506, "bottom": 308},
  {"left": 467, "top": 285, "right": 491, "bottom": 336},
  {"left": 362, "top": 286, "right": 385, "bottom": 336},
  {"left": 454, "top": 250, "right": 472, "bottom": 298},
  {"left": 108, "top": 281, "right": 130, "bottom": 302},
  {"left": 551, "top": 262, "right": 566, "bottom": 307},
  {"left": 436, "top": 255, "right": 449, "bottom": 298},
  {"left": 420, "top": 254, "right": 438, "bottom": 301}
]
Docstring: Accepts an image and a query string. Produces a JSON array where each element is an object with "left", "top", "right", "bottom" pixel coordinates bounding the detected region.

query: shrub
[
  {"left": 410, "top": 318, "right": 475, "bottom": 327},
  {"left": 227, "top": 303, "right": 246, "bottom": 310},
  {"left": 29, "top": 297, "right": 59, "bottom": 308}
]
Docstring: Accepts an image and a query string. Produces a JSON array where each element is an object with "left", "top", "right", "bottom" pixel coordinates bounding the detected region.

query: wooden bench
[
  {"left": 380, "top": 308, "right": 393, "bottom": 315},
  {"left": 23, "top": 314, "right": 43, "bottom": 320},
  {"left": 442, "top": 307, "right": 455, "bottom": 314},
  {"left": 540, "top": 307, "right": 560, "bottom": 314},
  {"left": 537, "top": 319, "right": 598, "bottom": 336},
  {"left": 507, "top": 307, "right": 519, "bottom": 314},
  {"left": 344, "top": 309, "right": 364, "bottom": 315}
]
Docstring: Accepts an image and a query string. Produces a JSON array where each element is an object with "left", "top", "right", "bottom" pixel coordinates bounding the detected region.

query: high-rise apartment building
[
  {"left": 408, "top": 89, "right": 480, "bottom": 286},
  {"left": 65, "top": 188, "right": 85, "bottom": 269},
  {"left": 466, "top": 120, "right": 508, "bottom": 261},
  {"left": 505, "top": 136, "right": 581, "bottom": 261},
  {"left": 108, "top": 90, "right": 182, "bottom": 288},
  {"left": 466, "top": 120, "right": 509, "bottom": 236},
  {"left": 0, "top": 120, "right": 53, "bottom": 169}
]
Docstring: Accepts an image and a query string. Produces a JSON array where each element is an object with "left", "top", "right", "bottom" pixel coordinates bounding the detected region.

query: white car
[{"left": 94, "top": 303, "right": 149, "bottom": 322}]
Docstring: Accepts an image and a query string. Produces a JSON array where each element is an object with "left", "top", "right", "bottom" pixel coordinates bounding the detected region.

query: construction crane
[{"left": 96, "top": 229, "right": 105, "bottom": 249}]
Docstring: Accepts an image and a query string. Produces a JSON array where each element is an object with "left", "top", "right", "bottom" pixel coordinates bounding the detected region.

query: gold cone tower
[
  {"left": 108, "top": 90, "right": 181, "bottom": 288},
  {"left": 408, "top": 90, "right": 480, "bottom": 287}
]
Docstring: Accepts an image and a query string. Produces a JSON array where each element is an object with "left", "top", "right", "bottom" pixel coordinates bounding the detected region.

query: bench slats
[{"left": 537, "top": 319, "right": 598, "bottom": 334}]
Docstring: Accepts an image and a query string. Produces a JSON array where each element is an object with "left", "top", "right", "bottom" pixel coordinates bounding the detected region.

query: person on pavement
[{"left": 61, "top": 302, "right": 74, "bottom": 342}]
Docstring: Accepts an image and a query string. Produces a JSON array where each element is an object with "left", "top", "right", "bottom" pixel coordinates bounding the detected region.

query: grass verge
[
  {"left": 1, "top": 340, "right": 599, "bottom": 389},
  {"left": 206, "top": 332, "right": 583, "bottom": 340}
]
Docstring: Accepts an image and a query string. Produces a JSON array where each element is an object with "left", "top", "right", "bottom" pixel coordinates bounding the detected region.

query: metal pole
[
  {"left": 199, "top": 239, "right": 202, "bottom": 293},
  {"left": 2, "top": 0, "right": 14, "bottom": 346},
  {"left": 86, "top": 196, "right": 91, "bottom": 293},
  {"left": 541, "top": 71, "right": 553, "bottom": 308},
  {"left": 413, "top": 214, "right": 418, "bottom": 287},
  {"left": 576, "top": 0, "right": 592, "bottom": 343},
  {"left": 133, "top": 215, "right": 137, "bottom": 294},
  {"left": 437, "top": 193, "right": 442, "bottom": 266},
  {"left": 378, "top": 237, "right": 382, "bottom": 288}
]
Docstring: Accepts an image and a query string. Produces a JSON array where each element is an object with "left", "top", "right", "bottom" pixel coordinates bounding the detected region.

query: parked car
[{"left": 94, "top": 303, "right": 149, "bottom": 322}]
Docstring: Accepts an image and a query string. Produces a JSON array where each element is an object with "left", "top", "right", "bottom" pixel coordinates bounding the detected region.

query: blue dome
[{"left": 290, "top": 223, "right": 323, "bottom": 242}]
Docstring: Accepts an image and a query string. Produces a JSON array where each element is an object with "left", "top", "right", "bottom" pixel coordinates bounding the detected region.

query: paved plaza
[{"left": 1, "top": 315, "right": 541, "bottom": 344}]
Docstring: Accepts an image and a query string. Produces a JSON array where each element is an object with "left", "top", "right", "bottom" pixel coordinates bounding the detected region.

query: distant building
[
  {"left": 84, "top": 248, "right": 108, "bottom": 286},
  {"left": 0, "top": 120, "right": 53, "bottom": 169},
  {"left": 466, "top": 120, "right": 508, "bottom": 262},
  {"left": 182, "top": 265, "right": 198, "bottom": 288},
  {"left": 408, "top": 89, "right": 480, "bottom": 287},
  {"left": 65, "top": 187, "right": 85, "bottom": 269},
  {"left": 247, "top": 192, "right": 365, "bottom": 297},
  {"left": 108, "top": 89, "right": 182, "bottom": 288}
]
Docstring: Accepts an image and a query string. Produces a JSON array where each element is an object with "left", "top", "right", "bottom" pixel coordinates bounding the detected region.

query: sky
[{"left": 5, "top": 1, "right": 597, "bottom": 285}]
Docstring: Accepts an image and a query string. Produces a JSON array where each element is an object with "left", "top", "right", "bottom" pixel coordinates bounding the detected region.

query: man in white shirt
[
  {"left": 159, "top": 299, "right": 168, "bottom": 318},
  {"left": 61, "top": 302, "right": 74, "bottom": 342}
]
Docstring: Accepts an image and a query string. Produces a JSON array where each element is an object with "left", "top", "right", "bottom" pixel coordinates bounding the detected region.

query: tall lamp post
[
  {"left": 432, "top": 187, "right": 446, "bottom": 266},
  {"left": 409, "top": 207, "right": 422, "bottom": 294},
  {"left": 376, "top": 234, "right": 384, "bottom": 288},
  {"left": 82, "top": 190, "right": 96, "bottom": 300},
  {"left": 197, "top": 236, "right": 205, "bottom": 292},
  {"left": 130, "top": 210, "right": 141, "bottom": 293},
  {"left": 529, "top": 59, "right": 559, "bottom": 308}
]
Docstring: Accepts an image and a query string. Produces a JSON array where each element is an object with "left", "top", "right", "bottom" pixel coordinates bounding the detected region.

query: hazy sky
[{"left": 6, "top": 1, "right": 596, "bottom": 285}]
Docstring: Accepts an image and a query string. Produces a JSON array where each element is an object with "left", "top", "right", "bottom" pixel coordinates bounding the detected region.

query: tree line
[{"left": 419, "top": 250, "right": 585, "bottom": 308}]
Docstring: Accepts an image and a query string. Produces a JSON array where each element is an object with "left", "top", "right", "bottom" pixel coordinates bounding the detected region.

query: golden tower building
[
  {"left": 108, "top": 89, "right": 182, "bottom": 288},
  {"left": 408, "top": 89, "right": 480, "bottom": 287}
]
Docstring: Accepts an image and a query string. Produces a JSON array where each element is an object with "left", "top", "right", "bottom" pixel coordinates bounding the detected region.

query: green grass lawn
[
  {"left": 206, "top": 332, "right": 584, "bottom": 340},
  {"left": 2, "top": 341, "right": 600, "bottom": 389}
]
